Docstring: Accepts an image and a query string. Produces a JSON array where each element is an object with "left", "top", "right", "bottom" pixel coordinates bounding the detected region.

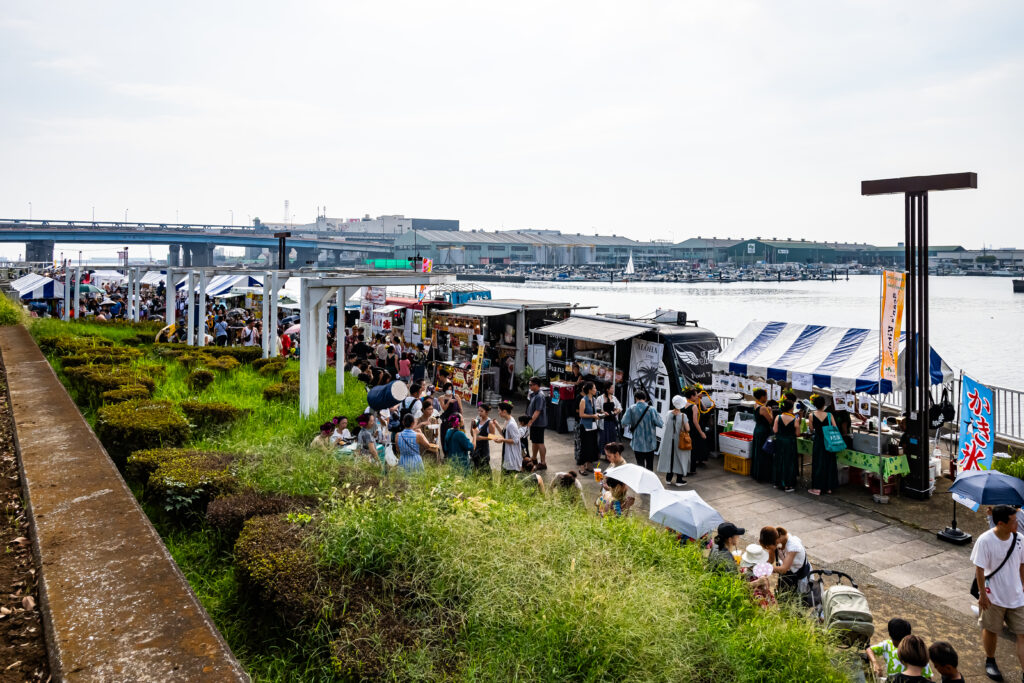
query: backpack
[{"left": 396, "top": 397, "right": 418, "bottom": 429}]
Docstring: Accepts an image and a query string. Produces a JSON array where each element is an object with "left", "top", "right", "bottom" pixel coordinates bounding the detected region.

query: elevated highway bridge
[{"left": 0, "top": 219, "right": 393, "bottom": 266}]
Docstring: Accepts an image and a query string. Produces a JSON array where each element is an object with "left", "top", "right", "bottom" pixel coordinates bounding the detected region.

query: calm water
[{"left": 471, "top": 276, "right": 1024, "bottom": 389}]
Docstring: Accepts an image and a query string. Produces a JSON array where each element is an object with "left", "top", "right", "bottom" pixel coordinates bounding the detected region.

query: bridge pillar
[
  {"left": 168, "top": 244, "right": 181, "bottom": 267},
  {"left": 25, "top": 240, "right": 55, "bottom": 264},
  {"left": 190, "top": 243, "right": 214, "bottom": 267},
  {"left": 244, "top": 246, "right": 262, "bottom": 261},
  {"left": 182, "top": 245, "right": 192, "bottom": 267},
  {"left": 294, "top": 247, "right": 317, "bottom": 267}
]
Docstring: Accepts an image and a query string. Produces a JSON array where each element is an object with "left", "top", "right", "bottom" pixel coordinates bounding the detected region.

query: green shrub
[
  {"left": 95, "top": 399, "right": 189, "bottom": 464},
  {"left": 59, "top": 346, "right": 142, "bottom": 367},
  {"left": 152, "top": 344, "right": 188, "bottom": 360},
  {"left": 281, "top": 369, "right": 299, "bottom": 384},
  {"left": 253, "top": 357, "right": 286, "bottom": 372},
  {"left": 64, "top": 364, "right": 155, "bottom": 406},
  {"left": 37, "top": 333, "right": 112, "bottom": 356},
  {"left": 234, "top": 514, "right": 323, "bottom": 625},
  {"left": 263, "top": 382, "right": 299, "bottom": 402},
  {"left": 206, "top": 491, "right": 315, "bottom": 539},
  {"left": 101, "top": 386, "right": 152, "bottom": 404},
  {"left": 994, "top": 455, "right": 1024, "bottom": 480},
  {"left": 180, "top": 400, "right": 245, "bottom": 431},
  {"left": 205, "top": 356, "right": 241, "bottom": 372},
  {"left": 212, "top": 345, "right": 262, "bottom": 364},
  {"left": 127, "top": 447, "right": 238, "bottom": 516},
  {"left": 179, "top": 351, "right": 215, "bottom": 369},
  {"left": 187, "top": 369, "right": 215, "bottom": 392},
  {"left": 0, "top": 294, "right": 25, "bottom": 326},
  {"left": 149, "top": 451, "right": 237, "bottom": 516}
]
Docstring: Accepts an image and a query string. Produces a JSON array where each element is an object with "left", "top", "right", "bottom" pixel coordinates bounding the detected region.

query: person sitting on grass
[
  {"left": 551, "top": 471, "right": 585, "bottom": 506},
  {"left": 355, "top": 413, "right": 379, "bottom": 464},
  {"left": 867, "top": 618, "right": 933, "bottom": 681},
  {"left": 330, "top": 416, "right": 353, "bottom": 446},
  {"left": 889, "top": 635, "right": 931, "bottom": 683},
  {"left": 597, "top": 477, "right": 634, "bottom": 518},
  {"left": 604, "top": 441, "right": 627, "bottom": 468},
  {"left": 708, "top": 522, "right": 745, "bottom": 573},
  {"left": 928, "top": 641, "right": 963, "bottom": 682},
  {"left": 310, "top": 422, "right": 334, "bottom": 450}
]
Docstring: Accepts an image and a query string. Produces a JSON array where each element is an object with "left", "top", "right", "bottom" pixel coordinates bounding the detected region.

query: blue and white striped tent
[
  {"left": 712, "top": 320, "right": 954, "bottom": 395},
  {"left": 11, "top": 273, "right": 59, "bottom": 300}
]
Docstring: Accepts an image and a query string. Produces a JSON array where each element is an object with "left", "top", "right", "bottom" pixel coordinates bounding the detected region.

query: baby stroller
[{"left": 809, "top": 569, "right": 874, "bottom": 649}]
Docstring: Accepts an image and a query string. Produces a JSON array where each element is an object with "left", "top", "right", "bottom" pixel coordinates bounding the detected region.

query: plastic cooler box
[{"left": 719, "top": 412, "right": 755, "bottom": 459}]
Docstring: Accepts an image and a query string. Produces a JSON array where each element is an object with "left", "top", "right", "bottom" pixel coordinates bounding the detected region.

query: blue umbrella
[{"left": 949, "top": 470, "right": 1024, "bottom": 507}]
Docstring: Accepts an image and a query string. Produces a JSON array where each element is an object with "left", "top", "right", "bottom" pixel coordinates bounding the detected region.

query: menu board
[{"left": 450, "top": 365, "right": 474, "bottom": 402}]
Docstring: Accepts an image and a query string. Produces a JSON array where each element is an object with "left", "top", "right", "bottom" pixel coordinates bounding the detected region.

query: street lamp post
[{"left": 861, "top": 172, "right": 977, "bottom": 507}]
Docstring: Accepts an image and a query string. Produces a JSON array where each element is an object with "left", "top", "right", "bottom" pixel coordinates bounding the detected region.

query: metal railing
[{"left": 715, "top": 335, "right": 1024, "bottom": 446}]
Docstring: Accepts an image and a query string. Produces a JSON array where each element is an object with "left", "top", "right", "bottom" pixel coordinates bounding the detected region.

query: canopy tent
[
  {"left": 12, "top": 274, "right": 59, "bottom": 300},
  {"left": 173, "top": 274, "right": 263, "bottom": 295},
  {"left": 434, "top": 303, "right": 511, "bottom": 318},
  {"left": 370, "top": 304, "right": 404, "bottom": 315},
  {"left": 140, "top": 271, "right": 166, "bottom": 286},
  {"left": 712, "top": 320, "right": 954, "bottom": 394},
  {"left": 89, "top": 269, "right": 127, "bottom": 285},
  {"left": 11, "top": 273, "right": 45, "bottom": 290},
  {"left": 532, "top": 315, "right": 653, "bottom": 345}
]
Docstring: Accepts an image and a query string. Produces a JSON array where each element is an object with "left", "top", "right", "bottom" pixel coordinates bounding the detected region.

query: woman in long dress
[
  {"left": 751, "top": 388, "right": 774, "bottom": 483},
  {"left": 808, "top": 395, "right": 839, "bottom": 495},
  {"left": 771, "top": 399, "right": 800, "bottom": 492},
  {"left": 576, "top": 382, "right": 601, "bottom": 475},
  {"left": 684, "top": 389, "right": 707, "bottom": 475},
  {"left": 657, "top": 396, "right": 690, "bottom": 486},
  {"left": 595, "top": 383, "right": 622, "bottom": 454}
]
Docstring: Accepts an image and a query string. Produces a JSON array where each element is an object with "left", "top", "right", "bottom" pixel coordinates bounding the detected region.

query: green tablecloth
[{"left": 795, "top": 438, "right": 909, "bottom": 478}]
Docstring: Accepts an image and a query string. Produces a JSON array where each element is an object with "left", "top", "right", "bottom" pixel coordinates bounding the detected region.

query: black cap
[{"left": 717, "top": 522, "right": 745, "bottom": 539}]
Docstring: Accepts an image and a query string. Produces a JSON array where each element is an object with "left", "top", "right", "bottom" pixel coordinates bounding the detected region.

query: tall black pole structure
[{"left": 861, "top": 172, "right": 977, "bottom": 500}]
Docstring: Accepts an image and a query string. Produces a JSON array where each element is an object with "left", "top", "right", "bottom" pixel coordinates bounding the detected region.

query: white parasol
[
  {"left": 603, "top": 463, "right": 665, "bottom": 495},
  {"left": 649, "top": 489, "right": 724, "bottom": 540}
]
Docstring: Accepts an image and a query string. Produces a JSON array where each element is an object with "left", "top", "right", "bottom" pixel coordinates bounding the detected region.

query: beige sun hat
[{"left": 740, "top": 543, "right": 769, "bottom": 568}]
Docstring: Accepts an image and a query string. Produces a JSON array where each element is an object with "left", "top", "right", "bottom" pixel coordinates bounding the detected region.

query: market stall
[
  {"left": 431, "top": 299, "right": 572, "bottom": 392},
  {"left": 712, "top": 320, "right": 954, "bottom": 494},
  {"left": 384, "top": 296, "right": 451, "bottom": 346},
  {"left": 532, "top": 315, "right": 643, "bottom": 432}
]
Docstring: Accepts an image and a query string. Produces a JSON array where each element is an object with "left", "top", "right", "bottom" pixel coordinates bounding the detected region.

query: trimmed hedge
[
  {"left": 179, "top": 351, "right": 215, "bottom": 369},
  {"left": 37, "top": 334, "right": 112, "bottom": 355},
  {"left": 187, "top": 369, "right": 214, "bottom": 392},
  {"left": 205, "top": 356, "right": 240, "bottom": 372},
  {"left": 100, "top": 386, "right": 152, "bottom": 404},
  {"left": 64, "top": 364, "right": 155, "bottom": 406},
  {"left": 59, "top": 346, "right": 143, "bottom": 367},
  {"left": 281, "top": 369, "right": 299, "bottom": 384},
  {"left": 127, "top": 447, "right": 238, "bottom": 514},
  {"left": 253, "top": 357, "right": 286, "bottom": 372},
  {"left": 234, "top": 514, "right": 322, "bottom": 625},
  {"left": 95, "top": 399, "right": 190, "bottom": 464},
  {"left": 263, "top": 382, "right": 299, "bottom": 402},
  {"left": 206, "top": 491, "right": 315, "bottom": 539},
  {"left": 180, "top": 399, "right": 245, "bottom": 431}
]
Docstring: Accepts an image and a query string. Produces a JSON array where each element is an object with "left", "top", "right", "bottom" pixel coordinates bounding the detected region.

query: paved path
[{"left": 504, "top": 406, "right": 1018, "bottom": 681}]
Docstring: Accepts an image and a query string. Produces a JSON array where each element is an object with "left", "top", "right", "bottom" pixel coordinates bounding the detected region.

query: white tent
[
  {"left": 89, "top": 269, "right": 127, "bottom": 286},
  {"left": 11, "top": 274, "right": 59, "bottom": 300}
]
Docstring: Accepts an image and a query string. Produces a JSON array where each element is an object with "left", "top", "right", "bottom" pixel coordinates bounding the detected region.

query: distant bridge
[{"left": 0, "top": 219, "right": 393, "bottom": 266}]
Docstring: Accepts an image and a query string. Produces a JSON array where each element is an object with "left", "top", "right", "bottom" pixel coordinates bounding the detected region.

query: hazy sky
[{"left": 2, "top": 0, "right": 1022, "bottom": 258}]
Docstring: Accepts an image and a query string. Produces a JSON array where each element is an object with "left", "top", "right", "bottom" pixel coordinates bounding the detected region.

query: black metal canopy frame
[{"left": 861, "top": 173, "right": 977, "bottom": 535}]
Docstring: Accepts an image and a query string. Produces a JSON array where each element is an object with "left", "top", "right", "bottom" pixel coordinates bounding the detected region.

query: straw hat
[{"left": 740, "top": 543, "right": 769, "bottom": 568}]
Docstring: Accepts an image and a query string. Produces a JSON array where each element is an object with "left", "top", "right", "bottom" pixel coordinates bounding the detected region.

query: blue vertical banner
[
  {"left": 958, "top": 374, "right": 995, "bottom": 473},
  {"left": 953, "top": 374, "right": 995, "bottom": 510}
]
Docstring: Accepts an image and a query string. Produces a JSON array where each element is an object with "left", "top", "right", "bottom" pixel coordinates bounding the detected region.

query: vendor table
[{"left": 795, "top": 438, "right": 909, "bottom": 479}]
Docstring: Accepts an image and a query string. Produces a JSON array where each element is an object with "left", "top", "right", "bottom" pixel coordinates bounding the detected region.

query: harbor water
[{"left": 472, "top": 276, "right": 1024, "bottom": 390}]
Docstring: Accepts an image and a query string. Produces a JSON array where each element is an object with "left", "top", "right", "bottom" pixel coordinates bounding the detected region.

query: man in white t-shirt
[{"left": 971, "top": 504, "right": 1024, "bottom": 681}]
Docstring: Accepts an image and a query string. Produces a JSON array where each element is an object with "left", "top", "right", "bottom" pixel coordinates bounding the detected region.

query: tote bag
[
  {"left": 677, "top": 414, "right": 693, "bottom": 450},
  {"left": 822, "top": 414, "right": 846, "bottom": 453}
]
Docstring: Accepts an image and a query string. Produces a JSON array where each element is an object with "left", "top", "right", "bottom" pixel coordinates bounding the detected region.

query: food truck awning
[
  {"left": 712, "top": 320, "right": 954, "bottom": 394},
  {"left": 435, "top": 304, "right": 511, "bottom": 318},
  {"left": 532, "top": 315, "right": 655, "bottom": 345},
  {"left": 372, "top": 304, "right": 405, "bottom": 315}
]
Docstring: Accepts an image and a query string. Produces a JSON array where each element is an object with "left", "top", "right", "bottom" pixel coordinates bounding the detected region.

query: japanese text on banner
[
  {"left": 958, "top": 374, "right": 994, "bottom": 473},
  {"left": 880, "top": 270, "right": 906, "bottom": 382}
]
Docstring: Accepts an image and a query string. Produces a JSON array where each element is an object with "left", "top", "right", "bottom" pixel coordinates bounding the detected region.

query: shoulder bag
[
  {"left": 822, "top": 414, "right": 846, "bottom": 453},
  {"left": 677, "top": 413, "right": 693, "bottom": 450},
  {"left": 971, "top": 533, "right": 1019, "bottom": 599}
]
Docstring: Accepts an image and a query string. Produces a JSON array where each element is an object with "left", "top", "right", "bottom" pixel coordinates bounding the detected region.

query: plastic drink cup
[{"left": 594, "top": 468, "right": 603, "bottom": 482}]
